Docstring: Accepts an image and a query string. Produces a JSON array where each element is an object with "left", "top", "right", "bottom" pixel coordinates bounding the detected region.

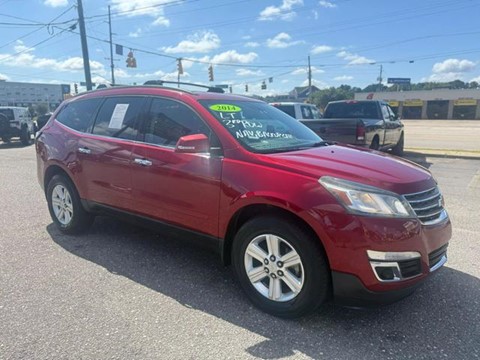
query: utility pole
[
  {"left": 377, "top": 64, "right": 383, "bottom": 92},
  {"left": 308, "top": 55, "right": 312, "bottom": 98},
  {"left": 108, "top": 5, "right": 115, "bottom": 85},
  {"left": 77, "top": 0, "right": 92, "bottom": 90}
]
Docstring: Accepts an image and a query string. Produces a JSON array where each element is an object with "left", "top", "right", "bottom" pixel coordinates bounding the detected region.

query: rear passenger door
[
  {"left": 78, "top": 96, "right": 146, "bottom": 211},
  {"left": 130, "top": 97, "right": 222, "bottom": 237}
]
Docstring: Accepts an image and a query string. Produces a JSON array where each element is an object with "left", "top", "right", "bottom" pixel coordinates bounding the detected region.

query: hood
[{"left": 263, "top": 145, "right": 434, "bottom": 195}]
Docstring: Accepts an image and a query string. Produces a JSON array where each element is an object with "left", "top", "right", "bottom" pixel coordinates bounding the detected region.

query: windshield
[
  {"left": 199, "top": 100, "right": 323, "bottom": 154},
  {"left": 324, "top": 102, "right": 379, "bottom": 119}
]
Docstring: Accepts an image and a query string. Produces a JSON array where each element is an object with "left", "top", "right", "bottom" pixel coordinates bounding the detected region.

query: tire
[
  {"left": 369, "top": 136, "right": 380, "bottom": 150},
  {"left": 391, "top": 133, "right": 404, "bottom": 156},
  {"left": 20, "top": 126, "right": 32, "bottom": 146},
  {"left": 46, "top": 174, "right": 94, "bottom": 234},
  {"left": 232, "top": 216, "right": 330, "bottom": 318}
]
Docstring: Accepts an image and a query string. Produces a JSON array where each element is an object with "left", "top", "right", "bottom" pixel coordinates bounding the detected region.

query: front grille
[
  {"left": 403, "top": 186, "right": 445, "bottom": 225},
  {"left": 398, "top": 258, "right": 422, "bottom": 278},
  {"left": 429, "top": 244, "right": 448, "bottom": 269}
]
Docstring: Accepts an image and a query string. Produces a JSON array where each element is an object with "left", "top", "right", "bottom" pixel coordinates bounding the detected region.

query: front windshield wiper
[{"left": 261, "top": 141, "right": 333, "bottom": 154}]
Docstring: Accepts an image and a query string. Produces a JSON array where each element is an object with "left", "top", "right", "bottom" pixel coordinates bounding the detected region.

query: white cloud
[
  {"left": 312, "top": 10, "right": 319, "bottom": 19},
  {"left": 201, "top": 50, "right": 258, "bottom": 64},
  {"left": 245, "top": 42, "right": 260, "bottom": 48},
  {"left": 470, "top": 76, "right": 480, "bottom": 83},
  {"left": 337, "top": 50, "right": 374, "bottom": 65},
  {"left": 92, "top": 76, "right": 110, "bottom": 85},
  {"left": 333, "top": 75, "right": 353, "bottom": 81},
  {"left": 311, "top": 45, "right": 333, "bottom": 55},
  {"left": 111, "top": 0, "right": 174, "bottom": 27},
  {"left": 291, "top": 66, "right": 324, "bottom": 75},
  {"left": 432, "top": 59, "right": 475, "bottom": 73},
  {"left": 129, "top": 28, "right": 142, "bottom": 38},
  {"left": 266, "top": 32, "right": 304, "bottom": 48},
  {"left": 0, "top": 73, "right": 10, "bottom": 81},
  {"left": 423, "top": 58, "right": 476, "bottom": 82},
  {"left": 236, "top": 69, "right": 265, "bottom": 77},
  {"left": 259, "top": 0, "right": 303, "bottom": 21},
  {"left": 0, "top": 43, "right": 105, "bottom": 74},
  {"left": 319, "top": 0, "right": 336, "bottom": 8},
  {"left": 162, "top": 31, "right": 220, "bottom": 54},
  {"left": 281, "top": 79, "right": 290, "bottom": 83},
  {"left": 44, "top": 0, "right": 68, "bottom": 7}
]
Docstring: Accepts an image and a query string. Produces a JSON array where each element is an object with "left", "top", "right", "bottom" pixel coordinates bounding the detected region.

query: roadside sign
[
  {"left": 388, "top": 101, "right": 399, "bottom": 107},
  {"left": 387, "top": 78, "right": 411, "bottom": 84},
  {"left": 403, "top": 99, "right": 423, "bottom": 107},
  {"left": 454, "top": 99, "right": 477, "bottom": 106},
  {"left": 215, "top": 84, "right": 229, "bottom": 89}
]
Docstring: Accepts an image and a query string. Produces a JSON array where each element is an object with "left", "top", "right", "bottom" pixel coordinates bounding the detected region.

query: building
[
  {"left": 355, "top": 89, "right": 480, "bottom": 120},
  {"left": 0, "top": 80, "right": 71, "bottom": 110},
  {"left": 289, "top": 85, "right": 320, "bottom": 101}
]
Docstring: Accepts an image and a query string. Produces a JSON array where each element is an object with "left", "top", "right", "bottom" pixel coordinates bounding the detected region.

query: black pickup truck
[{"left": 300, "top": 100, "right": 404, "bottom": 155}]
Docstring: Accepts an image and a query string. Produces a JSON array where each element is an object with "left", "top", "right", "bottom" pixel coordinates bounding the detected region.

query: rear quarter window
[
  {"left": 273, "top": 105, "right": 296, "bottom": 118},
  {"left": 56, "top": 98, "right": 102, "bottom": 132}
]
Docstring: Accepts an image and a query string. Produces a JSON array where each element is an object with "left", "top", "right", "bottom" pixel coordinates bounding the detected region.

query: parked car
[
  {"left": 36, "top": 85, "right": 451, "bottom": 318},
  {"left": 301, "top": 100, "right": 404, "bottom": 155},
  {"left": 270, "top": 102, "right": 322, "bottom": 121},
  {"left": 0, "top": 106, "right": 34, "bottom": 145}
]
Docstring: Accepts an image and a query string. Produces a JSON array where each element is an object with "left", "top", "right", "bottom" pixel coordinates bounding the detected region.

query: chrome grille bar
[{"left": 403, "top": 186, "right": 447, "bottom": 225}]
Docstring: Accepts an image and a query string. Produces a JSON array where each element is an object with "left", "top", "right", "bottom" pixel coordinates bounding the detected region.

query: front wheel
[
  {"left": 47, "top": 175, "right": 94, "bottom": 234},
  {"left": 232, "top": 216, "right": 331, "bottom": 318}
]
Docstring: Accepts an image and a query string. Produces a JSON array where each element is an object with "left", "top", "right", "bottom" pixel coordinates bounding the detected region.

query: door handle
[
  {"left": 134, "top": 158, "right": 153, "bottom": 166},
  {"left": 78, "top": 147, "right": 91, "bottom": 154}
]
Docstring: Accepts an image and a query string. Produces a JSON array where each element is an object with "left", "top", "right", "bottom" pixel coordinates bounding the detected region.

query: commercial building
[
  {"left": 354, "top": 88, "right": 480, "bottom": 120},
  {"left": 0, "top": 80, "right": 71, "bottom": 110}
]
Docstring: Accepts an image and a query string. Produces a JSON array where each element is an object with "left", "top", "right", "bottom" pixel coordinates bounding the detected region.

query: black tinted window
[
  {"left": 144, "top": 98, "right": 210, "bottom": 147},
  {"left": 56, "top": 99, "right": 102, "bottom": 132},
  {"left": 0, "top": 109, "right": 14, "bottom": 121},
  {"left": 92, "top": 97, "right": 145, "bottom": 140},
  {"left": 324, "top": 102, "right": 379, "bottom": 119},
  {"left": 274, "top": 105, "right": 295, "bottom": 118}
]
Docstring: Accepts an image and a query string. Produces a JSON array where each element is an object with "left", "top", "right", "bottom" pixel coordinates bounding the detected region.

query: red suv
[{"left": 36, "top": 85, "right": 451, "bottom": 318}]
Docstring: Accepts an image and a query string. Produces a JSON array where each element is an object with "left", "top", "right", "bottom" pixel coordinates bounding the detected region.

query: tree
[
  {"left": 35, "top": 103, "right": 48, "bottom": 116},
  {"left": 309, "top": 85, "right": 359, "bottom": 110}
]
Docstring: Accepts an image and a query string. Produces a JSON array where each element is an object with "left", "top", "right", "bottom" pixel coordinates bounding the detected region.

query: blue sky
[{"left": 1, "top": 0, "right": 480, "bottom": 95}]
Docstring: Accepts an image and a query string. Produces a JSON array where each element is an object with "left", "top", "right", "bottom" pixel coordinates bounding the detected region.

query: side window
[
  {"left": 387, "top": 106, "right": 396, "bottom": 120},
  {"left": 92, "top": 97, "right": 145, "bottom": 140},
  {"left": 56, "top": 98, "right": 102, "bottom": 132},
  {"left": 300, "top": 105, "right": 314, "bottom": 119},
  {"left": 381, "top": 104, "right": 390, "bottom": 120},
  {"left": 143, "top": 98, "right": 210, "bottom": 147}
]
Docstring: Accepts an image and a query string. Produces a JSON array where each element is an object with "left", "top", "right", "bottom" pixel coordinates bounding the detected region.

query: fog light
[{"left": 376, "top": 266, "right": 395, "bottom": 281}]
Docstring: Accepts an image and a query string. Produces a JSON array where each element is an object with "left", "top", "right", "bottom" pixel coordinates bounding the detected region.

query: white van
[
  {"left": 0, "top": 107, "right": 34, "bottom": 145},
  {"left": 270, "top": 102, "right": 322, "bottom": 121}
]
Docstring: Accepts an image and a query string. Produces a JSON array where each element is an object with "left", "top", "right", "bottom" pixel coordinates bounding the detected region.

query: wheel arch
[
  {"left": 222, "top": 203, "right": 329, "bottom": 268},
  {"left": 43, "top": 164, "right": 75, "bottom": 196}
]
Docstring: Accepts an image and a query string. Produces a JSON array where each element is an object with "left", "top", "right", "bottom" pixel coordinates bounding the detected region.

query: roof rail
[{"left": 143, "top": 80, "right": 224, "bottom": 93}]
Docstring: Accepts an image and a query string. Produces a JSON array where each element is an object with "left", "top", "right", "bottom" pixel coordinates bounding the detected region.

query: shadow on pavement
[
  {"left": 47, "top": 217, "right": 479, "bottom": 359},
  {"left": 403, "top": 151, "right": 433, "bottom": 169},
  {"left": 0, "top": 141, "right": 32, "bottom": 149}
]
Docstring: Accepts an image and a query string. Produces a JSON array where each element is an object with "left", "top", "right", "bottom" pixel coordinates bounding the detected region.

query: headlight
[{"left": 319, "top": 176, "right": 415, "bottom": 218}]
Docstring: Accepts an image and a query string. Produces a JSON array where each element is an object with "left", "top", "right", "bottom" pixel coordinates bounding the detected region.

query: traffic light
[
  {"left": 177, "top": 58, "right": 183, "bottom": 75},
  {"left": 261, "top": 81, "right": 267, "bottom": 90},
  {"left": 126, "top": 50, "right": 137, "bottom": 68},
  {"left": 74, "top": 83, "right": 78, "bottom": 94},
  {"left": 245, "top": 84, "right": 248, "bottom": 92},
  {"left": 208, "top": 65, "right": 214, "bottom": 82}
]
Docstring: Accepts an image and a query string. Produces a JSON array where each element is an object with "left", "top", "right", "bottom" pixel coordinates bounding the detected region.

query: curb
[{"left": 404, "top": 148, "right": 480, "bottom": 160}]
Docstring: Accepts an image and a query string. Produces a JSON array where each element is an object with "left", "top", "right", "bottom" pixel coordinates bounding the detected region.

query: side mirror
[{"left": 175, "top": 133, "right": 210, "bottom": 153}]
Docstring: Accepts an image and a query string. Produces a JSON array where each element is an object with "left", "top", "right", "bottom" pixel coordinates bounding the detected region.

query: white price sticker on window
[{"left": 108, "top": 103, "right": 129, "bottom": 129}]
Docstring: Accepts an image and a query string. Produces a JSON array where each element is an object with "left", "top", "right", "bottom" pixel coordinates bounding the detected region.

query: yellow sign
[
  {"left": 403, "top": 99, "right": 423, "bottom": 107},
  {"left": 454, "top": 99, "right": 477, "bottom": 106},
  {"left": 209, "top": 104, "right": 242, "bottom": 112},
  {"left": 388, "top": 101, "right": 399, "bottom": 107}
]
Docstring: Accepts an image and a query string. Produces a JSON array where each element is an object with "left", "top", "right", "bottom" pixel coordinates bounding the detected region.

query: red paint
[{"left": 36, "top": 86, "right": 451, "bottom": 297}]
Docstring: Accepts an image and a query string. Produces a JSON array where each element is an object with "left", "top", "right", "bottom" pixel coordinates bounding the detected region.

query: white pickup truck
[{"left": 0, "top": 107, "right": 35, "bottom": 145}]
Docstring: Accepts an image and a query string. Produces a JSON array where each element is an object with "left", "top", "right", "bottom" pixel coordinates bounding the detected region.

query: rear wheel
[
  {"left": 369, "top": 136, "right": 380, "bottom": 150},
  {"left": 47, "top": 174, "right": 94, "bottom": 234},
  {"left": 391, "top": 133, "right": 404, "bottom": 156},
  {"left": 232, "top": 216, "right": 330, "bottom": 318}
]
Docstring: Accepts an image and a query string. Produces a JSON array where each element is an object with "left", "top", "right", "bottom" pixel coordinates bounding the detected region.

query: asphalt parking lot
[{"left": 1, "top": 143, "right": 479, "bottom": 360}]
